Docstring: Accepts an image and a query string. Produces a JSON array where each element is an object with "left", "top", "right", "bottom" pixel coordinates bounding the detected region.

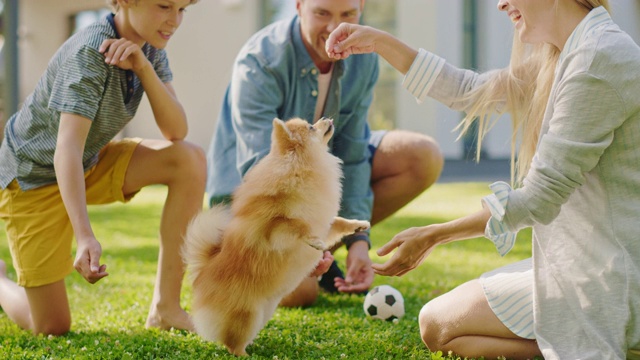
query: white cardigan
[{"left": 405, "top": 7, "right": 640, "bottom": 359}]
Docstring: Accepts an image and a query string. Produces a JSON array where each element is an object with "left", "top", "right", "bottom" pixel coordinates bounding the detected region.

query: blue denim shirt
[{"left": 206, "top": 16, "right": 379, "bottom": 223}]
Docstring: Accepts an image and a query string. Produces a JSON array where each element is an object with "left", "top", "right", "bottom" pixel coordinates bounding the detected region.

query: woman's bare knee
[{"left": 419, "top": 299, "right": 447, "bottom": 351}]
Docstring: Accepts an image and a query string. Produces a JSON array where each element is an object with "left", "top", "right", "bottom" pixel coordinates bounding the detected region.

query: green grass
[{"left": 0, "top": 183, "right": 532, "bottom": 359}]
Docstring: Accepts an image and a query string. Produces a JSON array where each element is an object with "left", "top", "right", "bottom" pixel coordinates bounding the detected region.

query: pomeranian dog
[{"left": 183, "top": 117, "right": 370, "bottom": 356}]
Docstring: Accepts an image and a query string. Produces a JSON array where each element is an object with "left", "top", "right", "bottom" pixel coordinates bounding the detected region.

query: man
[{"left": 206, "top": 0, "right": 443, "bottom": 307}]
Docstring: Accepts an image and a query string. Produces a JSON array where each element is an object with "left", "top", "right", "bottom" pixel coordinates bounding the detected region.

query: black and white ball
[{"left": 363, "top": 285, "right": 405, "bottom": 321}]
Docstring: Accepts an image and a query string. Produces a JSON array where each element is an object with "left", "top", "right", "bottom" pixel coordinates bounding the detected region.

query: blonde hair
[
  {"left": 106, "top": 0, "right": 199, "bottom": 12},
  {"left": 457, "top": 0, "right": 609, "bottom": 185}
]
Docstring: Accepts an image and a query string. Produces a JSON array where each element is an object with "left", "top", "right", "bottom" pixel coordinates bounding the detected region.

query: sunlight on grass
[
  {"left": 397, "top": 182, "right": 489, "bottom": 218},
  {"left": 0, "top": 183, "right": 532, "bottom": 359}
]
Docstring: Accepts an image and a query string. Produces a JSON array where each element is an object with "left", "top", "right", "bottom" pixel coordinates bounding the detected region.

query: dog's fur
[{"left": 183, "top": 117, "right": 370, "bottom": 356}]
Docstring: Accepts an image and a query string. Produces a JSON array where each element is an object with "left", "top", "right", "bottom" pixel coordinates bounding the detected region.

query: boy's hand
[
  {"left": 74, "top": 237, "right": 109, "bottom": 284},
  {"left": 99, "top": 38, "right": 150, "bottom": 74}
]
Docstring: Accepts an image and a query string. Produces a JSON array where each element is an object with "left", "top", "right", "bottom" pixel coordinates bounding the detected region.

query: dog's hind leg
[
  {"left": 222, "top": 307, "right": 262, "bottom": 357},
  {"left": 325, "top": 217, "right": 371, "bottom": 247}
]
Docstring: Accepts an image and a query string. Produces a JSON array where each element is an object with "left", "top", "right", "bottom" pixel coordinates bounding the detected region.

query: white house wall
[
  {"left": 17, "top": 0, "right": 258, "bottom": 153},
  {"left": 14, "top": 0, "right": 640, "bottom": 160},
  {"left": 396, "top": 1, "right": 515, "bottom": 160},
  {"left": 129, "top": 1, "right": 258, "bottom": 150},
  {"left": 19, "top": 0, "right": 109, "bottom": 101},
  {"left": 396, "top": 1, "right": 466, "bottom": 159}
]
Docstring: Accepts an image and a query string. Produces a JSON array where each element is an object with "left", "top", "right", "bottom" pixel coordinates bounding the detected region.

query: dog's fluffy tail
[{"left": 182, "top": 204, "right": 231, "bottom": 284}]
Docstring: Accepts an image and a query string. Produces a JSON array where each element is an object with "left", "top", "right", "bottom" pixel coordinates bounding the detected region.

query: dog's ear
[{"left": 272, "top": 118, "right": 293, "bottom": 153}]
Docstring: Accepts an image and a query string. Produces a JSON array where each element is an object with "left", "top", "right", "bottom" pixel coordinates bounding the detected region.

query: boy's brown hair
[{"left": 106, "top": 0, "right": 199, "bottom": 12}]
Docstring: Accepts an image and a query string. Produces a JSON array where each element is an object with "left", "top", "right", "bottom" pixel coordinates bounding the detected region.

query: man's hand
[
  {"left": 335, "top": 240, "right": 373, "bottom": 293},
  {"left": 309, "top": 251, "right": 335, "bottom": 277},
  {"left": 74, "top": 236, "right": 109, "bottom": 284}
]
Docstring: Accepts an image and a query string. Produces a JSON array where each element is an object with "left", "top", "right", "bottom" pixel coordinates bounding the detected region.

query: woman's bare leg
[{"left": 419, "top": 279, "right": 541, "bottom": 360}]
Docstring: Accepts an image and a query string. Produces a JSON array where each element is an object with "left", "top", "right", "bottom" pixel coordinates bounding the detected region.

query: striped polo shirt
[{"left": 0, "top": 14, "right": 172, "bottom": 191}]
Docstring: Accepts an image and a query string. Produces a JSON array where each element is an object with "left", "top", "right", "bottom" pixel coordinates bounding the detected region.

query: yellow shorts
[{"left": 0, "top": 138, "right": 142, "bottom": 287}]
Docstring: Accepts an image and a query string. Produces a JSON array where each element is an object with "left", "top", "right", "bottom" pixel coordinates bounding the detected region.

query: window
[{"left": 70, "top": 8, "right": 111, "bottom": 35}]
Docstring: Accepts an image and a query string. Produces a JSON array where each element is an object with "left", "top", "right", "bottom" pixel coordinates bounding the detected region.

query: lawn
[{"left": 0, "top": 182, "right": 532, "bottom": 359}]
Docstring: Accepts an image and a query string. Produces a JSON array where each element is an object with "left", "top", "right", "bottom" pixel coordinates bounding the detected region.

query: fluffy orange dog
[{"left": 183, "top": 117, "right": 370, "bottom": 356}]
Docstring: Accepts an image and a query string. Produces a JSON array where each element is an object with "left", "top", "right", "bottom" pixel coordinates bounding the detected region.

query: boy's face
[
  {"left": 120, "top": 0, "right": 193, "bottom": 49},
  {"left": 296, "top": 0, "right": 363, "bottom": 71}
]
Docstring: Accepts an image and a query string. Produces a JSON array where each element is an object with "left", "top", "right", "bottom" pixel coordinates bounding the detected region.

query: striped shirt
[{"left": 0, "top": 14, "right": 172, "bottom": 190}]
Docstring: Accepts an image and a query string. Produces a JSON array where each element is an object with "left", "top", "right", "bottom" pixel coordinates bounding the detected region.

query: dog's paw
[
  {"left": 306, "top": 238, "right": 325, "bottom": 251},
  {"left": 352, "top": 220, "right": 370, "bottom": 233}
]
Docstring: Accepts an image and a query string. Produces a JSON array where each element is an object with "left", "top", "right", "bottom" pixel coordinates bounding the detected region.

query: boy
[{"left": 0, "top": 0, "right": 204, "bottom": 335}]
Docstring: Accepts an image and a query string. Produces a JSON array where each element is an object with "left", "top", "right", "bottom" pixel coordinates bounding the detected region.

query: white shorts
[{"left": 480, "top": 258, "right": 535, "bottom": 339}]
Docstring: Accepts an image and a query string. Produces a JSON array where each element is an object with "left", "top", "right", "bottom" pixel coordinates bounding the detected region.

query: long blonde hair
[{"left": 457, "top": 0, "right": 610, "bottom": 185}]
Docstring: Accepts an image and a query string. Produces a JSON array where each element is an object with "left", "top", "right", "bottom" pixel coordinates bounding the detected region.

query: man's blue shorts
[{"left": 368, "top": 130, "right": 387, "bottom": 165}]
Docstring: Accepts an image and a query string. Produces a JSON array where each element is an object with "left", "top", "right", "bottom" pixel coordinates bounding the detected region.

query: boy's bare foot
[{"left": 145, "top": 307, "right": 194, "bottom": 332}]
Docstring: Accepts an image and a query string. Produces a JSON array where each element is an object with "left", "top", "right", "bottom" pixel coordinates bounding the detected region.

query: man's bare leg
[{"left": 370, "top": 130, "right": 443, "bottom": 225}]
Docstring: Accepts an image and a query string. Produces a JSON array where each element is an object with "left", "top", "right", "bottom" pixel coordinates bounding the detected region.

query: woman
[{"left": 326, "top": 1, "right": 640, "bottom": 359}]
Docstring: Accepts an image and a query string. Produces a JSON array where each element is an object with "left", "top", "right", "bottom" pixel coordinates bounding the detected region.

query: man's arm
[
  {"left": 331, "top": 56, "right": 380, "bottom": 293},
  {"left": 229, "top": 55, "right": 286, "bottom": 176}
]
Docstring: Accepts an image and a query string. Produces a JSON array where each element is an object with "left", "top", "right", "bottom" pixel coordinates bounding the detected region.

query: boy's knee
[
  {"left": 174, "top": 140, "right": 206, "bottom": 165},
  {"left": 170, "top": 140, "right": 207, "bottom": 181},
  {"left": 33, "top": 318, "right": 71, "bottom": 337}
]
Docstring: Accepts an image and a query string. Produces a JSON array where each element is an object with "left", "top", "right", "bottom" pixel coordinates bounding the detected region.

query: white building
[{"left": 5, "top": 0, "right": 640, "bottom": 159}]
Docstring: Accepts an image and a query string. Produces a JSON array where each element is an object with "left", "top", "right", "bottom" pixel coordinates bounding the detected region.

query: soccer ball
[{"left": 363, "top": 285, "right": 405, "bottom": 321}]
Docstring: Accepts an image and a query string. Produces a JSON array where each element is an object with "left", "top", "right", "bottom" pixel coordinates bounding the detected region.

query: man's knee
[
  {"left": 279, "top": 277, "right": 319, "bottom": 308},
  {"left": 412, "top": 134, "right": 444, "bottom": 187}
]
